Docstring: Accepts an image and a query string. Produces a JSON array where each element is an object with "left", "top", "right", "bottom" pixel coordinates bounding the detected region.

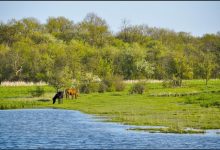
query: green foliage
[
  {"left": 102, "top": 76, "right": 115, "bottom": 92},
  {"left": 29, "top": 86, "right": 45, "bottom": 97},
  {"left": 98, "top": 82, "right": 108, "bottom": 93},
  {"left": 129, "top": 82, "right": 146, "bottom": 94},
  {"left": 0, "top": 14, "right": 220, "bottom": 83},
  {"left": 79, "top": 83, "right": 90, "bottom": 94},
  {"left": 113, "top": 75, "right": 125, "bottom": 92},
  {"left": 47, "top": 66, "right": 72, "bottom": 91},
  {"left": 162, "top": 80, "right": 173, "bottom": 88},
  {"left": 136, "top": 59, "right": 155, "bottom": 79},
  {"left": 184, "top": 92, "right": 220, "bottom": 108}
]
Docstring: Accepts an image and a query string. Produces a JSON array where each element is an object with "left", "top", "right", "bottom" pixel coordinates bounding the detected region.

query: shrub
[
  {"left": 162, "top": 80, "right": 173, "bottom": 88},
  {"left": 79, "top": 83, "right": 90, "bottom": 94},
  {"left": 196, "top": 94, "right": 212, "bottom": 101},
  {"left": 211, "top": 101, "right": 220, "bottom": 107},
  {"left": 129, "top": 82, "right": 145, "bottom": 94},
  {"left": 162, "top": 77, "right": 182, "bottom": 88},
  {"left": 98, "top": 82, "right": 108, "bottom": 93},
  {"left": 102, "top": 76, "right": 115, "bottom": 92},
  {"left": 89, "top": 82, "right": 100, "bottom": 93},
  {"left": 30, "top": 86, "right": 45, "bottom": 97},
  {"left": 113, "top": 75, "right": 125, "bottom": 92},
  {"left": 79, "top": 82, "right": 100, "bottom": 94}
]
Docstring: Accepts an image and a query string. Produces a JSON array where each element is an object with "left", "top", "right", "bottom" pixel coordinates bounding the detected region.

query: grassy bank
[{"left": 1, "top": 79, "right": 220, "bottom": 133}]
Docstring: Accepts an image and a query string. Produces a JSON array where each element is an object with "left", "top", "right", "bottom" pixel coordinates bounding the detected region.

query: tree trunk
[{"left": 206, "top": 77, "right": 208, "bottom": 85}]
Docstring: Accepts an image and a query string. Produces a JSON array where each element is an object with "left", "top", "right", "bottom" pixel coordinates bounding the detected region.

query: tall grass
[{"left": 0, "top": 81, "right": 47, "bottom": 86}]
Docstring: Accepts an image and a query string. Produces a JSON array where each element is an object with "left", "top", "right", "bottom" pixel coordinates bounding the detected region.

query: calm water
[{"left": 0, "top": 109, "right": 220, "bottom": 149}]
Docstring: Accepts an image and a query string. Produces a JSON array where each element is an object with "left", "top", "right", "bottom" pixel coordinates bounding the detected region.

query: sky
[{"left": 0, "top": 1, "right": 220, "bottom": 37}]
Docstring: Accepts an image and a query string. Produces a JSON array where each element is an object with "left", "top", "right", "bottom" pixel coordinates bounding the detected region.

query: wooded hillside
[{"left": 0, "top": 13, "right": 220, "bottom": 87}]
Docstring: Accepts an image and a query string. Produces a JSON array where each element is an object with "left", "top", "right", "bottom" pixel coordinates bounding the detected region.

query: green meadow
[{"left": 1, "top": 79, "right": 220, "bottom": 133}]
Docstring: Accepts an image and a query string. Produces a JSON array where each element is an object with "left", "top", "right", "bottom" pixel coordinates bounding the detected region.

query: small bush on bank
[
  {"left": 79, "top": 83, "right": 90, "bottom": 94},
  {"left": 101, "top": 75, "right": 125, "bottom": 92},
  {"left": 29, "top": 86, "right": 45, "bottom": 97},
  {"left": 89, "top": 82, "right": 100, "bottom": 93},
  {"left": 162, "top": 80, "right": 173, "bottom": 88},
  {"left": 129, "top": 82, "right": 146, "bottom": 94},
  {"left": 162, "top": 77, "right": 182, "bottom": 88},
  {"left": 113, "top": 75, "right": 125, "bottom": 92},
  {"left": 79, "top": 82, "right": 99, "bottom": 94},
  {"left": 102, "top": 76, "right": 115, "bottom": 92},
  {"left": 98, "top": 82, "right": 108, "bottom": 93}
]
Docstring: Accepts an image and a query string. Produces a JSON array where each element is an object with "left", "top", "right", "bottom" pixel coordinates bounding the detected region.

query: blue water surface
[{"left": 0, "top": 109, "right": 220, "bottom": 149}]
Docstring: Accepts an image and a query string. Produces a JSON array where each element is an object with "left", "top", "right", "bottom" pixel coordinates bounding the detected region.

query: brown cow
[{"left": 65, "top": 88, "right": 78, "bottom": 99}]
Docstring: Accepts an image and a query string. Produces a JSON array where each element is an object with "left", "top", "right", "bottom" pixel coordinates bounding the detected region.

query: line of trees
[{"left": 0, "top": 13, "right": 220, "bottom": 89}]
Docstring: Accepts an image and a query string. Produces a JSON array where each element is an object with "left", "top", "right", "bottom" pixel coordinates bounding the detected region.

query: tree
[
  {"left": 78, "top": 13, "right": 111, "bottom": 47},
  {"left": 48, "top": 66, "right": 72, "bottom": 92},
  {"left": 198, "top": 52, "right": 216, "bottom": 85},
  {"left": 97, "top": 58, "right": 113, "bottom": 78},
  {"left": 136, "top": 59, "right": 155, "bottom": 79},
  {"left": 113, "top": 43, "right": 144, "bottom": 79},
  {"left": 0, "top": 44, "right": 10, "bottom": 83},
  {"left": 46, "top": 17, "right": 75, "bottom": 42},
  {"left": 200, "top": 34, "right": 220, "bottom": 78},
  {"left": 117, "top": 21, "right": 149, "bottom": 44},
  {"left": 0, "top": 16, "right": 219, "bottom": 83}
]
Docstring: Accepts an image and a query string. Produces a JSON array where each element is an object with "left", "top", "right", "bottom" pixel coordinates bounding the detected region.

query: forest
[{"left": 0, "top": 13, "right": 220, "bottom": 90}]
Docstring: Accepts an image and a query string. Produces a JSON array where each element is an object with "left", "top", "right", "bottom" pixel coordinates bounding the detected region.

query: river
[{"left": 0, "top": 109, "right": 220, "bottom": 149}]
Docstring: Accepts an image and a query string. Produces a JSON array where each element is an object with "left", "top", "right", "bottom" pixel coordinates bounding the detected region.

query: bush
[
  {"left": 102, "top": 76, "right": 115, "bottom": 92},
  {"left": 113, "top": 75, "right": 125, "bottom": 92},
  {"left": 79, "top": 82, "right": 100, "bottom": 94},
  {"left": 89, "top": 82, "right": 100, "bottom": 93},
  {"left": 184, "top": 96, "right": 197, "bottom": 104},
  {"left": 162, "top": 80, "right": 173, "bottom": 88},
  {"left": 211, "top": 101, "right": 220, "bottom": 107},
  {"left": 80, "top": 75, "right": 125, "bottom": 93},
  {"left": 79, "top": 83, "right": 90, "bottom": 94},
  {"left": 98, "top": 82, "right": 108, "bottom": 93},
  {"left": 129, "top": 82, "right": 145, "bottom": 94},
  {"left": 162, "top": 77, "right": 182, "bottom": 88},
  {"left": 30, "top": 86, "right": 45, "bottom": 97}
]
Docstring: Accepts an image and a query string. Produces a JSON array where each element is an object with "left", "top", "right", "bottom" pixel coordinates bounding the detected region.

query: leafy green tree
[
  {"left": 46, "top": 17, "right": 75, "bottom": 42},
  {"left": 0, "top": 44, "right": 10, "bottom": 83},
  {"left": 136, "top": 59, "right": 155, "bottom": 79},
  {"left": 198, "top": 52, "right": 216, "bottom": 85},
  {"left": 78, "top": 13, "right": 112, "bottom": 47},
  {"left": 48, "top": 66, "right": 72, "bottom": 92},
  {"left": 97, "top": 58, "right": 113, "bottom": 78},
  {"left": 0, "top": 15, "right": 219, "bottom": 84},
  {"left": 200, "top": 34, "right": 220, "bottom": 78}
]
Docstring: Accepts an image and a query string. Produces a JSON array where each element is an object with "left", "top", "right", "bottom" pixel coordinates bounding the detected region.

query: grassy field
[{"left": 1, "top": 79, "right": 220, "bottom": 133}]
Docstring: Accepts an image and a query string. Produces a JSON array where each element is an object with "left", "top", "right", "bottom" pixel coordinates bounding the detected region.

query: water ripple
[{"left": 0, "top": 109, "right": 220, "bottom": 149}]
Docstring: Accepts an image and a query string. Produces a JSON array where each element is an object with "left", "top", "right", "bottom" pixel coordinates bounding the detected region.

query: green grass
[
  {"left": 184, "top": 92, "right": 220, "bottom": 108},
  {"left": 0, "top": 85, "right": 55, "bottom": 99},
  {"left": 1, "top": 79, "right": 220, "bottom": 134},
  {"left": 147, "top": 79, "right": 220, "bottom": 96}
]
